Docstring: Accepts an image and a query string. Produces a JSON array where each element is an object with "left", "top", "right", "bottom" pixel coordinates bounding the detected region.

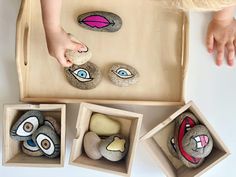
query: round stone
[
  {"left": 182, "top": 125, "right": 213, "bottom": 158},
  {"left": 83, "top": 131, "right": 102, "bottom": 160},
  {"left": 64, "top": 62, "right": 102, "bottom": 90},
  {"left": 65, "top": 44, "right": 92, "bottom": 65},
  {"left": 167, "top": 136, "right": 178, "bottom": 158},
  {"left": 99, "top": 134, "right": 129, "bottom": 162},
  {"left": 77, "top": 11, "right": 122, "bottom": 32},
  {"left": 10, "top": 110, "right": 44, "bottom": 141},
  {"left": 108, "top": 63, "right": 139, "bottom": 87},
  {"left": 22, "top": 139, "right": 44, "bottom": 157},
  {"left": 44, "top": 116, "right": 61, "bottom": 135},
  {"left": 174, "top": 112, "right": 205, "bottom": 168},
  {"left": 89, "top": 113, "right": 121, "bottom": 136},
  {"left": 32, "top": 125, "right": 60, "bottom": 158}
]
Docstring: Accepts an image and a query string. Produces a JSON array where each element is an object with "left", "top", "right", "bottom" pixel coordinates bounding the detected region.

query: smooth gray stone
[
  {"left": 99, "top": 134, "right": 129, "bottom": 162},
  {"left": 10, "top": 110, "right": 44, "bottom": 141},
  {"left": 108, "top": 63, "right": 139, "bottom": 87},
  {"left": 44, "top": 116, "right": 61, "bottom": 135},
  {"left": 78, "top": 11, "right": 122, "bottom": 32},
  {"left": 174, "top": 112, "right": 205, "bottom": 168},
  {"left": 83, "top": 132, "right": 102, "bottom": 160},
  {"left": 64, "top": 62, "right": 102, "bottom": 90},
  {"left": 183, "top": 125, "right": 213, "bottom": 158},
  {"left": 32, "top": 125, "right": 60, "bottom": 158},
  {"left": 22, "top": 139, "right": 44, "bottom": 157}
]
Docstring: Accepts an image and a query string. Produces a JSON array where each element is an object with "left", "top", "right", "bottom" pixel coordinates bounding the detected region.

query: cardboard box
[
  {"left": 140, "top": 101, "right": 230, "bottom": 177},
  {"left": 69, "top": 103, "right": 143, "bottom": 176},
  {"left": 2, "top": 104, "right": 66, "bottom": 167}
]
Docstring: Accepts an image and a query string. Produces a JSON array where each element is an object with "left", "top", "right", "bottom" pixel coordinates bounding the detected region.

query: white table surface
[{"left": 0, "top": 1, "right": 235, "bottom": 177}]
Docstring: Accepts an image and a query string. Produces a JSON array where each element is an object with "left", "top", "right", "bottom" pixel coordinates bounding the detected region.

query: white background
[{"left": 0, "top": 0, "right": 236, "bottom": 177}]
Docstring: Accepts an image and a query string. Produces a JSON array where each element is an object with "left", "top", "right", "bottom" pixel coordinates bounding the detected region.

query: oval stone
[
  {"left": 108, "top": 63, "right": 139, "bottom": 87},
  {"left": 182, "top": 125, "right": 213, "bottom": 158},
  {"left": 65, "top": 44, "right": 92, "bottom": 65},
  {"left": 83, "top": 131, "right": 102, "bottom": 160},
  {"left": 89, "top": 113, "right": 121, "bottom": 136},
  {"left": 44, "top": 116, "right": 61, "bottom": 135},
  {"left": 99, "top": 134, "right": 129, "bottom": 162},
  {"left": 64, "top": 62, "right": 102, "bottom": 90},
  {"left": 22, "top": 139, "right": 44, "bottom": 157},
  {"left": 174, "top": 112, "right": 205, "bottom": 168},
  {"left": 77, "top": 11, "right": 122, "bottom": 32},
  {"left": 10, "top": 110, "right": 44, "bottom": 141},
  {"left": 32, "top": 125, "right": 60, "bottom": 158}
]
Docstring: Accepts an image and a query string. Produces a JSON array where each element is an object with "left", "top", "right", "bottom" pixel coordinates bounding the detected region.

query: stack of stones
[
  {"left": 83, "top": 113, "right": 129, "bottom": 162},
  {"left": 168, "top": 112, "right": 214, "bottom": 168},
  {"left": 10, "top": 110, "right": 61, "bottom": 158}
]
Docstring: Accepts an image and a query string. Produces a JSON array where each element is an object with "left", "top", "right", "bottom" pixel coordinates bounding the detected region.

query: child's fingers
[
  {"left": 56, "top": 51, "right": 73, "bottom": 67},
  {"left": 226, "top": 42, "right": 235, "bottom": 66},
  {"left": 72, "top": 42, "right": 88, "bottom": 52},
  {"left": 206, "top": 33, "right": 214, "bottom": 53},
  {"left": 216, "top": 43, "right": 225, "bottom": 66}
]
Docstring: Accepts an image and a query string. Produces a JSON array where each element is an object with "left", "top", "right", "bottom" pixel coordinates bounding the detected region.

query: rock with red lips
[
  {"left": 77, "top": 11, "right": 122, "bottom": 32},
  {"left": 182, "top": 125, "right": 213, "bottom": 158},
  {"left": 174, "top": 112, "right": 205, "bottom": 168},
  {"left": 64, "top": 62, "right": 102, "bottom": 90}
]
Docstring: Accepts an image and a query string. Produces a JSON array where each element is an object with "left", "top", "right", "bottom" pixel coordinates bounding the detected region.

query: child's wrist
[{"left": 212, "top": 16, "right": 234, "bottom": 26}]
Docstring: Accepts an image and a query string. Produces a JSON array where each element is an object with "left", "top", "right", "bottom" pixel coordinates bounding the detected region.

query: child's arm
[
  {"left": 41, "top": 0, "right": 84, "bottom": 67},
  {"left": 206, "top": 6, "right": 236, "bottom": 66}
]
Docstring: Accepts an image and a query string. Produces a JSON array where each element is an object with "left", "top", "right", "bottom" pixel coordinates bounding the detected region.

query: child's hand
[
  {"left": 207, "top": 18, "right": 236, "bottom": 66},
  {"left": 206, "top": 6, "right": 236, "bottom": 66},
  {"left": 45, "top": 28, "right": 85, "bottom": 67}
]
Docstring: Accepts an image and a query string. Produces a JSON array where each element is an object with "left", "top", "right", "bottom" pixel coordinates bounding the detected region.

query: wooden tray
[{"left": 16, "top": 0, "right": 189, "bottom": 104}]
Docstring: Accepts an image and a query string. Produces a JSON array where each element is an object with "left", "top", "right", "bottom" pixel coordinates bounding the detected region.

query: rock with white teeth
[
  {"left": 174, "top": 112, "right": 205, "bottom": 168},
  {"left": 182, "top": 125, "right": 213, "bottom": 158}
]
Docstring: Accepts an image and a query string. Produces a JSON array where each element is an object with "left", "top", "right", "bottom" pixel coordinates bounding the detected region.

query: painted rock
[
  {"left": 65, "top": 43, "right": 92, "bottom": 65},
  {"left": 167, "top": 136, "right": 178, "bottom": 158},
  {"left": 174, "top": 112, "right": 205, "bottom": 168},
  {"left": 83, "top": 131, "right": 102, "bottom": 160},
  {"left": 108, "top": 63, "right": 139, "bottom": 87},
  {"left": 44, "top": 116, "right": 61, "bottom": 135},
  {"left": 32, "top": 125, "right": 60, "bottom": 158},
  {"left": 64, "top": 62, "right": 102, "bottom": 90},
  {"left": 77, "top": 11, "right": 122, "bottom": 32},
  {"left": 10, "top": 110, "right": 44, "bottom": 141},
  {"left": 99, "top": 134, "right": 129, "bottom": 161},
  {"left": 22, "top": 139, "right": 44, "bottom": 157},
  {"left": 182, "top": 125, "right": 213, "bottom": 158},
  {"left": 89, "top": 113, "right": 121, "bottom": 136}
]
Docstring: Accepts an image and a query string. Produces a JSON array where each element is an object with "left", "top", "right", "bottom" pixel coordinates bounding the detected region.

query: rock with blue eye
[
  {"left": 64, "top": 62, "right": 102, "bottom": 90},
  {"left": 22, "top": 139, "right": 44, "bottom": 157},
  {"left": 10, "top": 110, "right": 44, "bottom": 141},
  {"left": 32, "top": 125, "right": 60, "bottom": 158},
  {"left": 108, "top": 63, "right": 139, "bottom": 87}
]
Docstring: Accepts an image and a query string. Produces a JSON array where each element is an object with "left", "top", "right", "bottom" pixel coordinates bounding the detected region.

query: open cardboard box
[
  {"left": 140, "top": 101, "right": 230, "bottom": 177},
  {"left": 69, "top": 103, "right": 143, "bottom": 176},
  {"left": 2, "top": 104, "right": 66, "bottom": 167}
]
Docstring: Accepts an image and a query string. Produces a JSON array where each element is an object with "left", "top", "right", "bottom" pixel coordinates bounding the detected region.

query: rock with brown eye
[
  {"left": 10, "top": 110, "right": 44, "bottom": 141},
  {"left": 32, "top": 125, "right": 60, "bottom": 158},
  {"left": 108, "top": 63, "right": 139, "bottom": 87},
  {"left": 182, "top": 125, "right": 213, "bottom": 158},
  {"left": 64, "top": 62, "right": 102, "bottom": 90}
]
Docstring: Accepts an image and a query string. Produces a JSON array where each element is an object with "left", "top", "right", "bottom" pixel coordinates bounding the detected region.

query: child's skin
[{"left": 40, "top": 0, "right": 236, "bottom": 67}]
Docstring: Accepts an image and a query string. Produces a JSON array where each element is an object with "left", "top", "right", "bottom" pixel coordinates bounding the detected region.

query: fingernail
[
  {"left": 208, "top": 49, "right": 213, "bottom": 53},
  {"left": 229, "top": 60, "right": 234, "bottom": 66},
  {"left": 216, "top": 61, "right": 222, "bottom": 66}
]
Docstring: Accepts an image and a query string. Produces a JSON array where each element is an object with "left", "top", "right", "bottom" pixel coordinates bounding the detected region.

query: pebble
[
  {"left": 77, "top": 11, "right": 122, "bottom": 32},
  {"left": 44, "top": 116, "right": 61, "bottom": 135},
  {"left": 108, "top": 63, "right": 139, "bottom": 87},
  {"left": 99, "top": 134, "right": 129, "bottom": 161},
  {"left": 64, "top": 62, "right": 102, "bottom": 90},
  {"left": 89, "top": 113, "right": 121, "bottom": 136},
  {"left": 32, "top": 125, "right": 60, "bottom": 158},
  {"left": 10, "top": 110, "right": 44, "bottom": 141},
  {"left": 22, "top": 139, "right": 44, "bottom": 157},
  {"left": 182, "top": 125, "right": 213, "bottom": 158},
  {"left": 83, "top": 132, "right": 102, "bottom": 160}
]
